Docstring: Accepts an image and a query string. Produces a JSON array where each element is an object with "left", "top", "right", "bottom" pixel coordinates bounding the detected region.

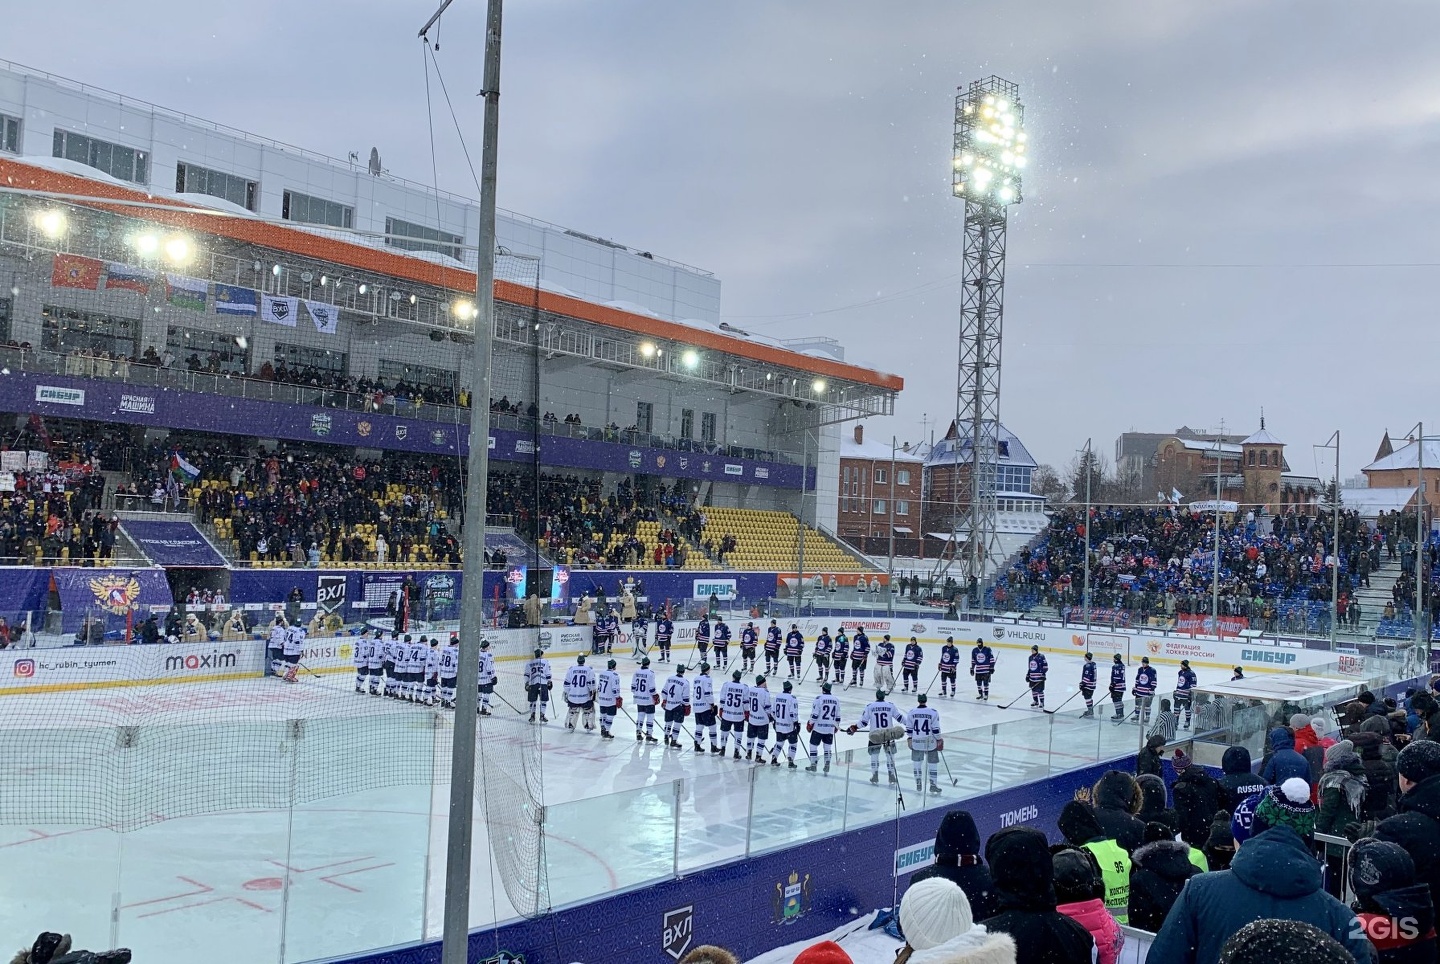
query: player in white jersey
[
  {"left": 422, "top": 639, "right": 441, "bottom": 704},
  {"left": 477, "top": 639, "right": 497, "bottom": 715},
  {"left": 805, "top": 683, "right": 842, "bottom": 773},
  {"left": 364, "top": 630, "right": 384, "bottom": 695},
  {"left": 524, "top": 648, "right": 553, "bottom": 723},
  {"left": 717, "top": 670, "right": 749, "bottom": 757},
  {"left": 631, "top": 657, "right": 658, "bottom": 743},
  {"left": 379, "top": 635, "right": 397, "bottom": 696},
  {"left": 388, "top": 634, "right": 410, "bottom": 699},
  {"left": 904, "top": 694, "right": 943, "bottom": 794},
  {"left": 849, "top": 689, "right": 902, "bottom": 785},
  {"left": 659, "top": 665, "right": 691, "bottom": 748},
  {"left": 690, "top": 662, "right": 718, "bottom": 753},
  {"left": 595, "top": 659, "right": 623, "bottom": 739},
  {"left": 407, "top": 636, "right": 430, "bottom": 701},
  {"left": 563, "top": 654, "right": 596, "bottom": 732},
  {"left": 282, "top": 624, "right": 306, "bottom": 682},
  {"left": 768, "top": 680, "right": 801, "bottom": 769},
  {"left": 267, "top": 618, "right": 288, "bottom": 677},
  {"left": 743, "top": 676, "right": 772, "bottom": 761},
  {"left": 354, "top": 632, "right": 375, "bottom": 694},
  {"left": 437, "top": 635, "right": 460, "bottom": 707}
]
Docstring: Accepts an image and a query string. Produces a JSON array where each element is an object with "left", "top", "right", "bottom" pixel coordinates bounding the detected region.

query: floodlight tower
[{"left": 935, "top": 76, "right": 1027, "bottom": 596}]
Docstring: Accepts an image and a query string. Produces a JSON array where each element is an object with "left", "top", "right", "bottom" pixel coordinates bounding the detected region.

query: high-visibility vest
[{"left": 1083, "top": 837, "right": 1133, "bottom": 924}]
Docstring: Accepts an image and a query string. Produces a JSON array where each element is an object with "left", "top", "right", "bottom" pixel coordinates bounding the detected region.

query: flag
[
  {"left": 51, "top": 254, "right": 102, "bottom": 290},
  {"left": 165, "top": 274, "right": 208, "bottom": 311},
  {"left": 214, "top": 284, "right": 258, "bottom": 316},
  {"left": 260, "top": 295, "right": 299, "bottom": 327},
  {"left": 1171, "top": 488, "right": 1183, "bottom": 504},
  {"left": 304, "top": 300, "right": 339, "bottom": 335},
  {"left": 169, "top": 450, "right": 199, "bottom": 483},
  {"left": 104, "top": 263, "right": 153, "bottom": 295}
]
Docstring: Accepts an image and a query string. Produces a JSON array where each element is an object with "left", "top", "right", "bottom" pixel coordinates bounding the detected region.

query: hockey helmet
[
  {"left": 916, "top": 693, "right": 928, "bottom": 705},
  {"left": 676, "top": 664, "right": 687, "bottom": 674},
  {"left": 783, "top": 681, "right": 793, "bottom": 692},
  {"left": 1085, "top": 652, "right": 1093, "bottom": 660},
  {"left": 607, "top": 659, "right": 617, "bottom": 670},
  {"left": 480, "top": 639, "right": 490, "bottom": 650},
  {"left": 821, "top": 682, "right": 833, "bottom": 693},
  {"left": 700, "top": 662, "right": 711, "bottom": 672},
  {"left": 641, "top": 657, "right": 651, "bottom": 667},
  {"left": 533, "top": 648, "right": 543, "bottom": 658},
  {"left": 1113, "top": 653, "right": 1123, "bottom": 662},
  {"left": 576, "top": 654, "right": 586, "bottom": 664},
  {"left": 755, "top": 675, "right": 767, "bottom": 685},
  {"left": 1181, "top": 659, "right": 1190, "bottom": 667},
  {"left": 875, "top": 688, "right": 887, "bottom": 700},
  {"left": 1031, "top": 644, "right": 1039, "bottom": 652},
  {"left": 1141, "top": 656, "right": 1150, "bottom": 664},
  {"left": 733, "top": 670, "right": 743, "bottom": 681}
]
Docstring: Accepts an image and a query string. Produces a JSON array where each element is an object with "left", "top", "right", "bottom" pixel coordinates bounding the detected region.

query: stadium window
[
  {"left": 378, "top": 359, "right": 456, "bottom": 393},
  {"left": 385, "top": 217, "right": 465, "bottom": 261},
  {"left": 0, "top": 113, "right": 19, "bottom": 154},
  {"left": 635, "top": 400, "right": 654, "bottom": 434},
  {"left": 167, "top": 325, "right": 249, "bottom": 375},
  {"left": 701, "top": 412, "right": 717, "bottom": 444},
  {"left": 874, "top": 467, "right": 887, "bottom": 485},
  {"left": 873, "top": 499, "right": 887, "bottom": 515},
  {"left": 52, "top": 129, "right": 148, "bottom": 184},
  {"left": 680, "top": 408, "right": 694, "bottom": 441},
  {"left": 896, "top": 500, "right": 910, "bottom": 516},
  {"left": 274, "top": 341, "right": 348, "bottom": 376},
  {"left": 282, "top": 190, "right": 353, "bottom": 229},
  {"left": 896, "top": 469, "right": 911, "bottom": 486},
  {"left": 176, "top": 161, "right": 257, "bottom": 212},
  {"left": 41, "top": 305, "right": 138, "bottom": 357}
]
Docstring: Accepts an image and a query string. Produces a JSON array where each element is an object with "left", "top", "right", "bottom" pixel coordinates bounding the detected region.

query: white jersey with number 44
[{"left": 905, "top": 706, "right": 942, "bottom": 751}]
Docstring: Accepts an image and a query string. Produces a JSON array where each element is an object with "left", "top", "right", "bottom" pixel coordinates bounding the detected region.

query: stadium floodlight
[
  {"left": 812, "top": 378, "right": 827, "bottom": 393},
  {"left": 638, "top": 341, "right": 657, "bottom": 359},
  {"left": 357, "top": 283, "right": 368, "bottom": 295},
  {"left": 452, "top": 299, "right": 476, "bottom": 321},
  {"left": 163, "top": 235, "right": 193, "bottom": 265},
  {"left": 953, "top": 79, "right": 1026, "bottom": 206},
  {"left": 681, "top": 348, "right": 700, "bottom": 369},
  {"left": 33, "top": 210, "right": 68, "bottom": 239},
  {"left": 131, "top": 231, "right": 160, "bottom": 256}
]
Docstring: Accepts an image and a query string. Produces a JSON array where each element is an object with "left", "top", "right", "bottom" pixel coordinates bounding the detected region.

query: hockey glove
[
  {"left": 847, "top": 724, "right": 858, "bottom": 735},
  {"left": 616, "top": 697, "right": 623, "bottom": 708},
  {"left": 684, "top": 705, "right": 691, "bottom": 717},
  {"left": 806, "top": 722, "right": 814, "bottom": 732}
]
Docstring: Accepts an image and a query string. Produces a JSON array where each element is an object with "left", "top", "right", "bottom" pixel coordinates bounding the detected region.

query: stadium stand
[{"left": 700, "top": 506, "right": 864, "bottom": 572}]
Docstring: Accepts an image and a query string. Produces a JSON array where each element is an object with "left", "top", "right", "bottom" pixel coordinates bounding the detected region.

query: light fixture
[
  {"left": 357, "top": 283, "right": 367, "bottom": 295},
  {"left": 235, "top": 336, "right": 248, "bottom": 349},
  {"left": 639, "top": 341, "right": 657, "bottom": 359},
  {"left": 33, "top": 210, "right": 67, "bottom": 239},
  {"left": 133, "top": 232, "right": 160, "bottom": 256},
  {"left": 452, "top": 300, "right": 475, "bottom": 320},
  {"left": 681, "top": 349, "right": 699, "bottom": 370},
  {"left": 163, "top": 236, "right": 192, "bottom": 264},
  {"left": 271, "top": 264, "right": 282, "bottom": 277},
  {"left": 390, "top": 291, "right": 403, "bottom": 301},
  {"left": 954, "top": 80, "right": 1027, "bottom": 206},
  {"left": 319, "top": 275, "right": 328, "bottom": 286},
  {"left": 301, "top": 271, "right": 314, "bottom": 283},
  {"left": 812, "top": 379, "right": 827, "bottom": 393},
  {"left": 409, "top": 294, "right": 417, "bottom": 305}
]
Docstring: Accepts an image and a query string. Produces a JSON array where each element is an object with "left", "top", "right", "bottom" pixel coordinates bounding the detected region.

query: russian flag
[{"left": 104, "top": 263, "right": 153, "bottom": 295}]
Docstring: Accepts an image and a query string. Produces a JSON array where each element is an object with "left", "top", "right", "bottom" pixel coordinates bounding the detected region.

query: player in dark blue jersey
[
  {"left": 1108, "top": 654, "right": 1127, "bottom": 721},
  {"left": 1079, "top": 651, "right": 1098, "bottom": 718},
  {"left": 654, "top": 614, "right": 674, "bottom": 663},
  {"left": 1026, "top": 645, "right": 1048, "bottom": 709},
  {"left": 1173, "top": 659, "right": 1197, "bottom": 729},
  {"left": 938, "top": 637, "right": 960, "bottom": 697},
  {"left": 969, "top": 638, "right": 995, "bottom": 700}
]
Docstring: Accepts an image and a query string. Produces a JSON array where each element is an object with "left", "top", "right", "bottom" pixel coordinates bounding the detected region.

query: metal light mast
[{"left": 934, "top": 76, "right": 1026, "bottom": 593}]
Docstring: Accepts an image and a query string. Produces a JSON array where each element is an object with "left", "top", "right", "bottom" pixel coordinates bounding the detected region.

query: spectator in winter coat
[
  {"left": 1052, "top": 846, "right": 1124, "bottom": 964},
  {"left": 1218, "top": 919, "right": 1366, "bottom": 964},
  {"left": 1293, "top": 714, "right": 1322, "bottom": 754},
  {"left": 1263, "top": 727, "right": 1311, "bottom": 786},
  {"left": 1129, "top": 826, "right": 1205, "bottom": 931},
  {"left": 1203, "top": 813, "right": 1238, "bottom": 871},
  {"left": 980, "top": 826, "right": 1094, "bottom": 964},
  {"left": 1136, "top": 773, "right": 1179, "bottom": 835},
  {"left": 1173, "top": 750, "right": 1225, "bottom": 848},
  {"left": 1091, "top": 770, "right": 1146, "bottom": 853},
  {"left": 1349, "top": 838, "right": 1438, "bottom": 964},
  {"left": 1219, "top": 745, "right": 1269, "bottom": 815},
  {"left": 909, "top": 810, "right": 999, "bottom": 923},
  {"left": 1137, "top": 734, "right": 1166, "bottom": 778},
  {"left": 1353, "top": 731, "right": 1397, "bottom": 820},
  {"left": 1056, "top": 800, "right": 1131, "bottom": 922},
  {"left": 895, "top": 877, "right": 1017, "bottom": 964},
  {"left": 1317, "top": 742, "right": 1370, "bottom": 836},
  {"left": 1150, "top": 779, "right": 1372, "bottom": 964},
  {"left": 1374, "top": 741, "right": 1440, "bottom": 913}
]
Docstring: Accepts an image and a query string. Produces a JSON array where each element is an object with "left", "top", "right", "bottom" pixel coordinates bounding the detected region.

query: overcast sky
[{"left": 12, "top": 1, "right": 1440, "bottom": 479}]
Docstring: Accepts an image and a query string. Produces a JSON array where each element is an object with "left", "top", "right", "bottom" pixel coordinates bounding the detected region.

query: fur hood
[{"left": 906, "top": 926, "right": 1017, "bottom": 964}]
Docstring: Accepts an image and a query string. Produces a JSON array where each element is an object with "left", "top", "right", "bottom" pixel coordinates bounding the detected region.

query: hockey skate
[
  {"left": 694, "top": 742, "right": 704, "bottom": 752},
  {"left": 1080, "top": 708, "right": 1094, "bottom": 719},
  {"left": 710, "top": 745, "right": 722, "bottom": 755},
  {"left": 788, "top": 760, "right": 797, "bottom": 769},
  {"left": 806, "top": 762, "right": 818, "bottom": 772},
  {"left": 823, "top": 761, "right": 831, "bottom": 774},
  {"left": 644, "top": 734, "right": 658, "bottom": 743},
  {"left": 479, "top": 708, "right": 491, "bottom": 716},
  {"left": 733, "top": 748, "right": 742, "bottom": 760},
  {"left": 744, "top": 749, "right": 753, "bottom": 761},
  {"left": 869, "top": 773, "right": 879, "bottom": 784},
  {"left": 636, "top": 732, "right": 644, "bottom": 742},
  {"left": 771, "top": 757, "right": 781, "bottom": 767},
  {"left": 540, "top": 714, "right": 549, "bottom": 723},
  {"left": 929, "top": 783, "right": 942, "bottom": 794}
]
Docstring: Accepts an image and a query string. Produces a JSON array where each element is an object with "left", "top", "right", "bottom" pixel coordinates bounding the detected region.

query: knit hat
[
  {"left": 1051, "top": 846, "right": 1102, "bottom": 904},
  {"left": 1349, "top": 839, "right": 1416, "bottom": 902},
  {"left": 899, "top": 877, "right": 974, "bottom": 951},
  {"left": 1171, "top": 749, "right": 1191, "bottom": 772},
  {"left": 1231, "top": 791, "right": 1262, "bottom": 845},
  {"left": 1253, "top": 778, "right": 1316, "bottom": 839},
  {"left": 1290, "top": 713, "right": 1311, "bottom": 730},
  {"left": 793, "top": 941, "right": 853, "bottom": 964},
  {"left": 1399, "top": 739, "right": 1440, "bottom": 784},
  {"left": 1218, "top": 919, "right": 1355, "bottom": 964},
  {"left": 1323, "top": 741, "right": 1358, "bottom": 770}
]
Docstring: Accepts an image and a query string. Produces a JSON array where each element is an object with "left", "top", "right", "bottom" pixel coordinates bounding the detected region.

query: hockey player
[
  {"left": 591, "top": 610, "right": 608, "bottom": 656},
  {"left": 1026, "top": 644, "right": 1048, "bottom": 709},
  {"left": 631, "top": 657, "right": 659, "bottom": 743},
  {"left": 763, "top": 620, "right": 782, "bottom": 675},
  {"left": 905, "top": 694, "right": 943, "bottom": 794},
  {"left": 1108, "top": 654, "right": 1127, "bottom": 721},
  {"left": 832, "top": 630, "right": 850, "bottom": 685},
  {"left": 939, "top": 636, "right": 960, "bottom": 697},
  {"left": 901, "top": 637, "right": 923, "bottom": 693},
  {"left": 1128, "top": 655, "right": 1158, "bottom": 726},
  {"left": 712, "top": 617, "right": 732, "bottom": 670},
  {"left": 806, "top": 683, "right": 842, "bottom": 773},
  {"left": 282, "top": 622, "right": 306, "bottom": 683},
  {"left": 524, "top": 648, "right": 552, "bottom": 723},
  {"left": 595, "top": 659, "right": 622, "bottom": 739},
  {"left": 477, "top": 639, "right": 496, "bottom": 715},
  {"left": 655, "top": 612, "right": 674, "bottom": 663},
  {"left": 354, "top": 632, "right": 375, "bottom": 694},
  {"left": 1231, "top": 666, "right": 1245, "bottom": 681},
  {"left": 380, "top": 633, "right": 398, "bottom": 696},
  {"left": 718, "top": 670, "right": 749, "bottom": 757},
  {"left": 365, "top": 630, "right": 384, "bottom": 695},
  {"left": 564, "top": 654, "right": 596, "bottom": 732},
  {"left": 970, "top": 637, "right": 995, "bottom": 700},
  {"left": 740, "top": 622, "right": 759, "bottom": 673},
  {"left": 692, "top": 662, "right": 718, "bottom": 752},
  {"left": 1173, "top": 659, "right": 1197, "bottom": 729},
  {"left": 423, "top": 638, "right": 441, "bottom": 704},
  {"left": 849, "top": 689, "right": 901, "bottom": 785},
  {"left": 407, "top": 634, "right": 429, "bottom": 701},
  {"left": 743, "top": 675, "right": 772, "bottom": 761},
  {"left": 1079, "top": 652, "right": 1098, "bottom": 718},
  {"left": 814, "top": 627, "right": 833, "bottom": 683},
  {"left": 874, "top": 634, "right": 896, "bottom": 692},
  {"left": 267, "top": 617, "right": 288, "bottom": 678},
  {"left": 437, "top": 635, "right": 459, "bottom": 707},
  {"left": 768, "top": 680, "right": 801, "bottom": 769},
  {"left": 849, "top": 628, "right": 871, "bottom": 687},
  {"left": 601, "top": 607, "right": 619, "bottom": 655},
  {"left": 694, "top": 614, "right": 711, "bottom": 665},
  {"left": 630, "top": 611, "right": 649, "bottom": 659},
  {"left": 659, "top": 664, "right": 691, "bottom": 748},
  {"left": 784, "top": 624, "right": 805, "bottom": 678}
]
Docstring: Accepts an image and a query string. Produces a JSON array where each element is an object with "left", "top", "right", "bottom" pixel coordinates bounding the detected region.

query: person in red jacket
[{"left": 1291, "top": 713, "right": 1321, "bottom": 754}]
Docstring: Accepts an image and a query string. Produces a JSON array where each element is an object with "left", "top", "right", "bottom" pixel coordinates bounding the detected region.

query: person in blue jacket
[{"left": 1262, "top": 726, "right": 1311, "bottom": 786}]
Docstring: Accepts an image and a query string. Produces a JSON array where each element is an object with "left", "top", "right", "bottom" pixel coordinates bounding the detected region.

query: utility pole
[{"left": 1082, "top": 438, "right": 1092, "bottom": 631}]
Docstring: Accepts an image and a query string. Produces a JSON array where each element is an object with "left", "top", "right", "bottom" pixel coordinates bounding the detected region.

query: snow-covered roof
[
  {"left": 924, "top": 422, "right": 1037, "bottom": 469},
  {"left": 1340, "top": 486, "right": 1417, "bottom": 516},
  {"left": 1176, "top": 438, "right": 1243, "bottom": 456},
  {"left": 839, "top": 436, "right": 923, "bottom": 462},
  {"left": 1281, "top": 473, "right": 1323, "bottom": 489},
  {"left": 1365, "top": 439, "right": 1440, "bottom": 473},
  {"left": 1242, "top": 426, "right": 1283, "bottom": 446}
]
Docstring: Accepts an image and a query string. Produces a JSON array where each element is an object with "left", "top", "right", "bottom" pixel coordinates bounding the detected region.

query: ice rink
[{"left": 0, "top": 636, "right": 1194, "bottom": 964}]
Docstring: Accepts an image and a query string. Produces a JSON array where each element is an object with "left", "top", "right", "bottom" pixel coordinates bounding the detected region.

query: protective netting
[{"left": 478, "top": 710, "right": 549, "bottom": 918}]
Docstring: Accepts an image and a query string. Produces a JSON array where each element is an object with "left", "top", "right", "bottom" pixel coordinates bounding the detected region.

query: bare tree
[{"left": 1031, "top": 463, "right": 1068, "bottom": 504}]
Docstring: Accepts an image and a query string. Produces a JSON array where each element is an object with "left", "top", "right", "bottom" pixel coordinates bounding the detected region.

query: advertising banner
[
  {"left": 121, "top": 520, "right": 227, "bottom": 567},
  {"left": 1, "top": 641, "right": 259, "bottom": 695}
]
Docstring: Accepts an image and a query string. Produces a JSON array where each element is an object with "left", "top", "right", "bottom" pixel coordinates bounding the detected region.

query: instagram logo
[{"left": 13, "top": 659, "right": 35, "bottom": 678}]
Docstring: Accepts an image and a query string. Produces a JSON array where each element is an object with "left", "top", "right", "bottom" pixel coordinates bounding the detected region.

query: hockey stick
[
  {"left": 920, "top": 667, "right": 940, "bottom": 696},
  {"left": 798, "top": 654, "right": 816, "bottom": 685},
  {"left": 1043, "top": 689, "right": 1086, "bottom": 715},
  {"left": 619, "top": 703, "right": 658, "bottom": 743},
  {"left": 997, "top": 687, "right": 1034, "bottom": 710},
  {"left": 489, "top": 687, "right": 526, "bottom": 715},
  {"left": 939, "top": 747, "right": 959, "bottom": 787}
]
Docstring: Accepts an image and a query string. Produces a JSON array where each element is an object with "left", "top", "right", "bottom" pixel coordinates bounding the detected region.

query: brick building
[{"left": 836, "top": 424, "right": 924, "bottom": 556}]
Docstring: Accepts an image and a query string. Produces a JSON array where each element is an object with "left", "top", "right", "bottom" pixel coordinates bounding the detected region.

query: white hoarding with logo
[
  {"left": 894, "top": 841, "right": 936, "bottom": 877},
  {"left": 2, "top": 642, "right": 259, "bottom": 695},
  {"left": 692, "top": 579, "right": 738, "bottom": 600},
  {"left": 35, "top": 385, "right": 85, "bottom": 406}
]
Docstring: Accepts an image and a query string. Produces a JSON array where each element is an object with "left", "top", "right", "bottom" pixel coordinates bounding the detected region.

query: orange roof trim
[{"left": 0, "top": 158, "right": 903, "bottom": 392}]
